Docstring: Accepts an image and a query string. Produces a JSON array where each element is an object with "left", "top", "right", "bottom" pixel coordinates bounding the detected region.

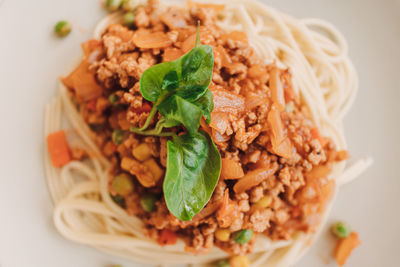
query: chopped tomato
[{"left": 157, "top": 229, "right": 177, "bottom": 246}]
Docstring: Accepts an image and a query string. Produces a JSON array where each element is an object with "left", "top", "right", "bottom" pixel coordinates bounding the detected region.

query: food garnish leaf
[{"left": 163, "top": 131, "right": 221, "bottom": 221}]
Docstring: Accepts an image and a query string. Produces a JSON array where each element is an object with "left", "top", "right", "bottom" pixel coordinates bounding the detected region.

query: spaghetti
[{"left": 44, "top": 0, "right": 372, "bottom": 266}]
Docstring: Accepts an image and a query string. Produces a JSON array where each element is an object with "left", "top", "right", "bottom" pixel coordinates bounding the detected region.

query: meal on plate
[{"left": 45, "top": 0, "right": 370, "bottom": 266}]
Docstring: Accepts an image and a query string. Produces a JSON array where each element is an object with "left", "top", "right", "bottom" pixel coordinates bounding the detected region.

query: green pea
[
  {"left": 331, "top": 221, "right": 351, "bottom": 238},
  {"left": 109, "top": 93, "right": 118, "bottom": 106},
  {"left": 214, "top": 259, "right": 230, "bottom": 267},
  {"left": 111, "top": 265, "right": 123, "bottom": 267},
  {"left": 123, "top": 12, "right": 135, "bottom": 27},
  {"left": 105, "top": 0, "right": 123, "bottom": 11},
  {"left": 54, "top": 20, "right": 71, "bottom": 37},
  {"left": 233, "top": 229, "right": 253, "bottom": 244},
  {"left": 121, "top": 0, "right": 135, "bottom": 11},
  {"left": 140, "top": 194, "right": 158, "bottom": 212},
  {"left": 112, "top": 129, "right": 125, "bottom": 145},
  {"left": 111, "top": 174, "right": 134, "bottom": 196}
]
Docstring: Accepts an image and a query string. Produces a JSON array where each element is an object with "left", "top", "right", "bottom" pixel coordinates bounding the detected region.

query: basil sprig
[{"left": 130, "top": 25, "right": 221, "bottom": 221}]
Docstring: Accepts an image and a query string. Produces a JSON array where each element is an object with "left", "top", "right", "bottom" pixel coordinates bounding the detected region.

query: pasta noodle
[{"left": 44, "top": 0, "right": 372, "bottom": 266}]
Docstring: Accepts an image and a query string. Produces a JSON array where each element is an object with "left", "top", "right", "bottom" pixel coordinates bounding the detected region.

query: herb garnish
[{"left": 130, "top": 25, "right": 221, "bottom": 221}]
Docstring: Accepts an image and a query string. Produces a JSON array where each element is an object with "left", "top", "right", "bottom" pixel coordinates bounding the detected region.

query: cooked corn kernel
[
  {"left": 132, "top": 143, "right": 152, "bottom": 162},
  {"left": 120, "top": 157, "right": 134, "bottom": 171},
  {"left": 143, "top": 159, "right": 164, "bottom": 182},
  {"left": 229, "top": 255, "right": 250, "bottom": 267},
  {"left": 254, "top": 195, "right": 272, "bottom": 208},
  {"left": 215, "top": 228, "right": 231, "bottom": 242}
]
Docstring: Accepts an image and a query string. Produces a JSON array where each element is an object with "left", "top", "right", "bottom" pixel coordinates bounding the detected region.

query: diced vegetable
[
  {"left": 123, "top": 11, "right": 135, "bottom": 27},
  {"left": 162, "top": 47, "right": 183, "bottom": 62},
  {"left": 216, "top": 189, "right": 237, "bottom": 228},
  {"left": 132, "top": 143, "right": 152, "bottom": 162},
  {"left": 233, "top": 165, "right": 278, "bottom": 193},
  {"left": 254, "top": 196, "right": 272, "bottom": 209},
  {"left": 142, "top": 158, "right": 164, "bottom": 184},
  {"left": 334, "top": 232, "right": 361, "bottom": 266},
  {"left": 233, "top": 229, "right": 253, "bottom": 244},
  {"left": 210, "top": 112, "right": 230, "bottom": 134},
  {"left": 61, "top": 60, "right": 103, "bottom": 102},
  {"left": 331, "top": 221, "right": 351, "bottom": 239},
  {"left": 215, "top": 228, "right": 231, "bottom": 242},
  {"left": 229, "top": 255, "right": 250, "bottom": 267},
  {"left": 133, "top": 30, "right": 172, "bottom": 49},
  {"left": 112, "top": 129, "right": 125, "bottom": 145},
  {"left": 111, "top": 174, "right": 134, "bottom": 196},
  {"left": 46, "top": 130, "right": 71, "bottom": 167},
  {"left": 267, "top": 106, "right": 293, "bottom": 158},
  {"left": 54, "top": 20, "right": 71, "bottom": 37},
  {"left": 220, "top": 158, "right": 244, "bottom": 179},
  {"left": 140, "top": 194, "right": 158, "bottom": 212},
  {"left": 157, "top": 229, "right": 177, "bottom": 246},
  {"left": 214, "top": 259, "right": 230, "bottom": 267},
  {"left": 270, "top": 67, "right": 285, "bottom": 111},
  {"left": 105, "top": 0, "right": 122, "bottom": 11},
  {"left": 210, "top": 86, "right": 245, "bottom": 115},
  {"left": 120, "top": 157, "right": 134, "bottom": 171}
]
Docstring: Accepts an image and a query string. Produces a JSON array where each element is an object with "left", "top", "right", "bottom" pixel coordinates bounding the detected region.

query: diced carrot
[
  {"left": 133, "top": 30, "right": 172, "bottom": 49},
  {"left": 61, "top": 60, "right": 103, "bottom": 102},
  {"left": 86, "top": 99, "right": 97, "bottom": 112},
  {"left": 157, "top": 229, "right": 177, "bottom": 246},
  {"left": 334, "top": 232, "right": 361, "bottom": 266},
  {"left": 47, "top": 130, "right": 71, "bottom": 167},
  {"left": 233, "top": 165, "right": 278, "bottom": 193},
  {"left": 270, "top": 67, "right": 285, "bottom": 111},
  {"left": 221, "top": 158, "right": 244, "bottom": 180}
]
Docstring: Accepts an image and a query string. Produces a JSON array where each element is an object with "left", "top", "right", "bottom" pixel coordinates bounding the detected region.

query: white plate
[{"left": 0, "top": 0, "right": 399, "bottom": 266}]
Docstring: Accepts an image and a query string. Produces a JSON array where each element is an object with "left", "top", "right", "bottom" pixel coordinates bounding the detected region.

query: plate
[{"left": 0, "top": 0, "right": 399, "bottom": 266}]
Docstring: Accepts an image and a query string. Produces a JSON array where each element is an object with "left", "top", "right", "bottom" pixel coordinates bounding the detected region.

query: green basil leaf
[
  {"left": 193, "top": 89, "right": 214, "bottom": 124},
  {"left": 140, "top": 61, "right": 177, "bottom": 102},
  {"left": 176, "top": 45, "right": 214, "bottom": 101},
  {"left": 157, "top": 95, "right": 203, "bottom": 134},
  {"left": 163, "top": 131, "right": 221, "bottom": 221},
  {"left": 162, "top": 70, "right": 179, "bottom": 91}
]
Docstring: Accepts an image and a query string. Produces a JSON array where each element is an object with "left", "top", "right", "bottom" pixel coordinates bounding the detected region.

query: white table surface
[{"left": 0, "top": 0, "right": 399, "bottom": 266}]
